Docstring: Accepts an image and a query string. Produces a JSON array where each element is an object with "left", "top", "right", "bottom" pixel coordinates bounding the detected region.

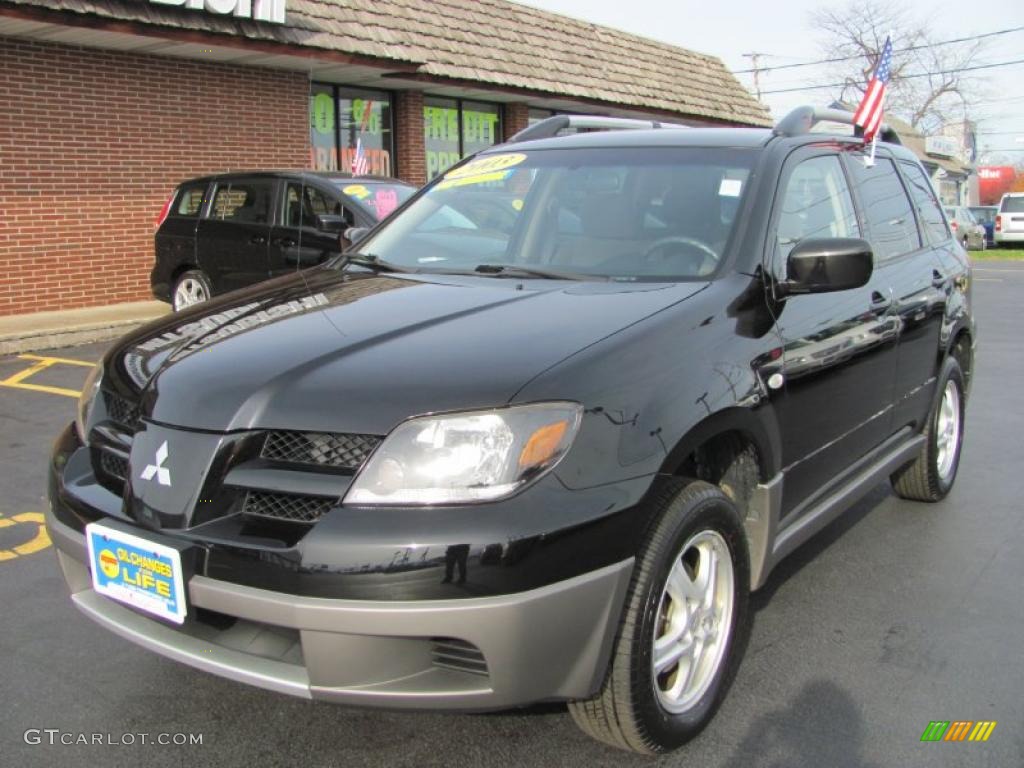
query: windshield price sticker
[
  {"left": 443, "top": 153, "right": 527, "bottom": 181},
  {"left": 343, "top": 184, "right": 371, "bottom": 200}
]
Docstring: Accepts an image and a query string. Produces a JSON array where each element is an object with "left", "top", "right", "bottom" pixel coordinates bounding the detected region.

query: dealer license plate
[{"left": 85, "top": 522, "right": 187, "bottom": 624}]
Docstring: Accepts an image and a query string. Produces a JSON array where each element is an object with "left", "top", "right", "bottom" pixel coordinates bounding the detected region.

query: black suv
[
  {"left": 49, "top": 109, "right": 974, "bottom": 754},
  {"left": 152, "top": 171, "right": 415, "bottom": 310}
]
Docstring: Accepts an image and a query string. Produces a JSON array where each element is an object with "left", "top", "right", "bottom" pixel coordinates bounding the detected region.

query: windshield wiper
[
  {"left": 339, "top": 252, "right": 414, "bottom": 273},
  {"left": 472, "top": 264, "right": 602, "bottom": 281}
]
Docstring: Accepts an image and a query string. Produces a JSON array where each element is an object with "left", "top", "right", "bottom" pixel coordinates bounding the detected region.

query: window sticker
[
  {"left": 719, "top": 179, "right": 743, "bottom": 197},
  {"left": 373, "top": 188, "right": 399, "bottom": 219},
  {"left": 437, "top": 169, "right": 513, "bottom": 191},
  {"left": 343, "top": 184, "right": 371, "bottom": 200},
  {"left": 443, "top": 153, "right": 528, "bottom": 181}
]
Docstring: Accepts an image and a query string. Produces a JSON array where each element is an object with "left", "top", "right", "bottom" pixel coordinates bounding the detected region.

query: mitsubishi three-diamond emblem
[{"left": 140, "top": 440, "right": 172, "bottom": 487}]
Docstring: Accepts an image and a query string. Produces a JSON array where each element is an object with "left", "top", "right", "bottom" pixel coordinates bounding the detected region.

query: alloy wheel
[
  {"left": 652, "top": 529, "right": 735, "bottom": 714},
  {"left": 173, "top": 278, "right": 208, "bottom": 310},
  {"left": 935, "top": 379, "right": 961, "bottom": 482}
]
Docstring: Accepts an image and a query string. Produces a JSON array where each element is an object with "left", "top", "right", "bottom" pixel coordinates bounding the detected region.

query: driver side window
[
  {"left": 775, "top": 155, "right": 860, "bottom": 275},
  {"left": 283, "top": 183, "right": 348, "bottom": 229}
]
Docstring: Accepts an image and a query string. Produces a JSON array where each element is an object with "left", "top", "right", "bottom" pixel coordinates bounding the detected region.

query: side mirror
[
  {"left": 316, "top": 214, "right": 349, "bottom": 233},
  {"left": 780, "top": 238, "right": 873, "bottom": 296},
  {"left": 343, "top": 226, "right": 370, "bottom": 248}
]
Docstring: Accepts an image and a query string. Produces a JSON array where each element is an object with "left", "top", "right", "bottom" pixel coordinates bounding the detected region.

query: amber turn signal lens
[{"left": 518, "top": 420, "right": 569, "bottom": 470}]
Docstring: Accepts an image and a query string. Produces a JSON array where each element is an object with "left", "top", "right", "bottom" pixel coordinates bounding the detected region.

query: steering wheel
[{"left": 642, "top": 236, "right": 718, "bottom": 270}]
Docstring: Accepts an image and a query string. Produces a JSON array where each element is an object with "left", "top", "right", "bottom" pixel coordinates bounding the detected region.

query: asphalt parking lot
[{"left": 2, "top": 262, "right": 1022, "bottom": 768}]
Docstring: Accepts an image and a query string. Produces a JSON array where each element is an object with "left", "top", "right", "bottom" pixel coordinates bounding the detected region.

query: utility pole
[{"left": 743, "top": 52, "right": 768, "bottom": 101}]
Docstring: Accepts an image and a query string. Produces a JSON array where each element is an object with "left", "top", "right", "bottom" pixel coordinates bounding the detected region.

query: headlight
[
  {"left": 75, "top": 363, "right": 103, "bottom": 442},
  {"left": 345, "top": 402, "right": 583, "bottom": 505}
]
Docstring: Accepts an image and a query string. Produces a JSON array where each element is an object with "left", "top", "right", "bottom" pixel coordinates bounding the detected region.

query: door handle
[
  {"left": 277, "top": 238, "right": 297, "bottom": 248},
  {"left": 870, "top": 290, "right": 892, "bottom": 309},
  {"left": 250, "top": 235, "right": 267, "bottom": 245},
  {"left": 931, "top": 269, "right": 946, "bottom": 287}
]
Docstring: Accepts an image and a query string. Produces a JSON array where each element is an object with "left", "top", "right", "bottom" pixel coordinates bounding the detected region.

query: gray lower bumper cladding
[{"left": 47, "top": 506, "right": 633, "bottom": 710}]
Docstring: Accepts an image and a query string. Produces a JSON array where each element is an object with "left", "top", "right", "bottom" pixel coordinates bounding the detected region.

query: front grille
[
  {"left": 242, "top": 491, "right": 335, "bottom": 524},
  {"left": 104, "top": 391, "right": 140, "bottom": 430},
  {"left": 430, "top": 638, "right": 489, "bottom": 677},
  {"left": 261, "top": 431, "right": 381, "bottom": 471},
  {"left": 99, "top": 450, "right": 129, "bottom": 482}
]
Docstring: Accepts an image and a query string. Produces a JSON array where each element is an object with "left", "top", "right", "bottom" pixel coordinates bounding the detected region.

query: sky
[{"left": 516, "top": 0, "right": 1024, "bottom": 167}]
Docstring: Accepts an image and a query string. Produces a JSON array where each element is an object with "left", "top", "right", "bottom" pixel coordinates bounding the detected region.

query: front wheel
[
  {"left": 891, "top": 358, "right": 966, "bottom": 501},
  {"left": 568, "top": 480, "right": 750, "bottom": 754}
]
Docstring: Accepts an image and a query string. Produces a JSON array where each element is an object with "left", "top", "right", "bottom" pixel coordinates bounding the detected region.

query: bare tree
[{"left": 810, "top": 0, "right": 986, "bottom": 135}]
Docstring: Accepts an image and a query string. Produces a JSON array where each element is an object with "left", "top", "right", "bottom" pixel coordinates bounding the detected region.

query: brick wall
[
  {"left": 393, "top": 90, "right": 426, "bottom": 187},
  {"left": 503, "top": 103, "right": 530, "bottom": 141},
  {"left": 0, "top": 37, "right": 309, "bottom": 317}
]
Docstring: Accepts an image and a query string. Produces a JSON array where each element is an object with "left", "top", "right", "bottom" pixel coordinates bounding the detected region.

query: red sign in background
[{"left": 978, "top": 166, "right": 1018, "bottom": 205}]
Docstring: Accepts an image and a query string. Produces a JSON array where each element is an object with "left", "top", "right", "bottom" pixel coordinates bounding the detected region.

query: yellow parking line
[
  {"left": 0, "top": 356, "right": 86, "bottom": 398},
  {"left": 1, "top": 380, "right": 82, "bottom": 398},
  {"left": 1, "top": 358, "right": 53, "bottom": 386},
  {"left": 18, "top": 353, "right": 96, "bottom": 368},
  {"left": 0, "top": 512, "right": 52, "bottom": 562}
]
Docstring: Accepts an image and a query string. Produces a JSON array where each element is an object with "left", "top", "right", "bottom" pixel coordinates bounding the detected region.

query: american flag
[
  {"left": 351, "top": 137, "right": 369, "bottom": 176},
  {"left": 853, "top": 36, "right": 893, "bottom": 143}
]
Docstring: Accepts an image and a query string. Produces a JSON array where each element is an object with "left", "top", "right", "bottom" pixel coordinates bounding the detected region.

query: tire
[
  {"left": 172, "top": 269, "right": 212, "bottom": 312},
  {"left": 891, "top": 358, "right": 966, "bottom": 502},
  {"left": 568, "top": 480, "right": 750, "bottom": 754}
]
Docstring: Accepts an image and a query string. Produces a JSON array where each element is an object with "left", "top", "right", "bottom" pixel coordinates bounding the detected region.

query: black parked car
[
  {"left": 152, "top": 171, "right": 415, "bottom": 310},
  {"left": 50, "top": 109, "right": 974, "bottom": 755}
]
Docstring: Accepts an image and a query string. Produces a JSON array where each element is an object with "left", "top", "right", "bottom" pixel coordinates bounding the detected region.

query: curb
[{"left": 0, "top": 302, "right": 169, "bottom": 355}]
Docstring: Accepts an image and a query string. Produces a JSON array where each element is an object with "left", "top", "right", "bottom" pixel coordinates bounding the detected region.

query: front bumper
[
  {"left": 47, "top": 415, "right": 640, "bottom": 709},
  {"left": 48, "top": 505, "right": 632, "bottom": 709}
]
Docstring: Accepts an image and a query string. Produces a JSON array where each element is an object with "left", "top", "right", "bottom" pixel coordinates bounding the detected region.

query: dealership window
[
  {"left": 309, "top": 85, "right": 394, "bottom": 176},
  {"left": 423, "top": 98, "right": 502, "bottom": 180},
  {"left": 939, "top": 179, "right": 959, "bottom": 206}
]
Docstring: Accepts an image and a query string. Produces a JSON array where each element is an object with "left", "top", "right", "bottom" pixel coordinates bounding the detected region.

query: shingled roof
[{"left": 1, "top": 0, "right": 770, "bottom": 126}]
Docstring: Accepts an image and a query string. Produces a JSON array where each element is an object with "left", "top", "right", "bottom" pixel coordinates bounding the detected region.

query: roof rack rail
[
  {"left": 773, "top": 105, "right": 901, "bottom": 145},
  {"left": 507, "top": 115, "right": 689, "bottom": 144}
]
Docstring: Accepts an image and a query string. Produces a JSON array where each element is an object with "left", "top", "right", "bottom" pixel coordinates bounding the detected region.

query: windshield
[
  {"left": 1001, "top": 196, "right": 1024, "bottom": 214},
  {"left": 334, "top": 181, "right": 415, "bottom": 221},
  {"left": 352, "top": 147, "right": 757, "bottom": 280}
]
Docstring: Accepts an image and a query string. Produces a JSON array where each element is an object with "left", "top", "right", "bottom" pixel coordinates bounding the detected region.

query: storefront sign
[
  {"left": 978, "top": 166, "right": 1017, "bottom": 205},
  {"left": 150, "top": 0, "right": 286, "bottom": 25},
  {"left": 925, "top": 135, "right": 959, "bottom": 160},
  {"left": 423, "top": 105, "right": 501, "bottom": 179}
]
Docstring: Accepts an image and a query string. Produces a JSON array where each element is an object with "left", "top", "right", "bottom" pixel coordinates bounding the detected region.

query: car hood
[{"left": 108, "top": 268, "right": 706, "bottom": 434}]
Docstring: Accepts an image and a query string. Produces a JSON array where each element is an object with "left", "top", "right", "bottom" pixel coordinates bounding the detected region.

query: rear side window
[
  {"left": 901, "top": 161, "right": 949, "bottom": 245},
  {"left": 846, "top": 156, "right": 920, "bottom": 261},
  {"left": 174, "top": 184, "right": 206, "bottom": 217},
  {"left": 775, "top": 155, "right": 860, "bottom": 265},
  {"left": 209, "top": 179, "right": 275, "bottom": 223},
  {"left": 1001, "top": 196, "right": 1024, "bottom": 213}
]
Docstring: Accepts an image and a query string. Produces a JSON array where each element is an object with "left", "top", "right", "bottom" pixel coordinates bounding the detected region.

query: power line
[
  {"left": 761, "top": 57, "right": 1024, "bottom": 95},
  {"left": 733, "top": 26, "right": 1024, "bottom": 74}
]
